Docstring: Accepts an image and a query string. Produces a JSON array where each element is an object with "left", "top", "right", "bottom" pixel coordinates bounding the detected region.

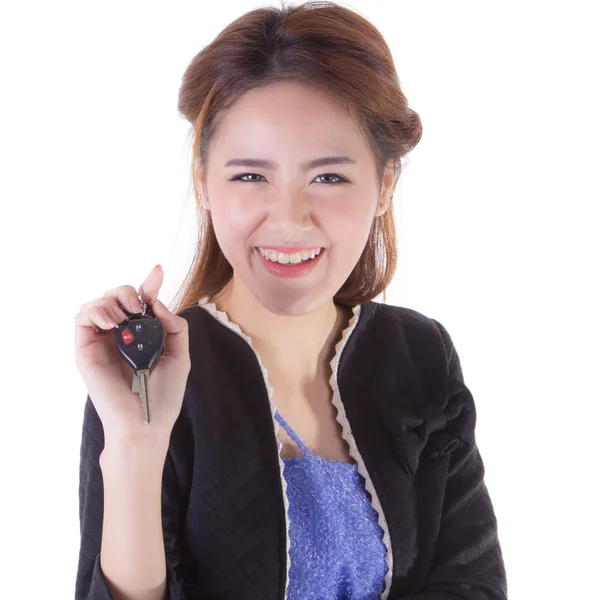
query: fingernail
[
  {"left": 111, "top": 307, "right": 128, "bottom": 322},
  {"left": 130, "top": 297, "right": 143, "bottom": 312}
]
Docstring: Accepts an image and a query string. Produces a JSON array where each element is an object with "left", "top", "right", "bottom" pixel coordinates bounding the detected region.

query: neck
[{"left": 212, "top": 281, "right": 351, "bottom": 391}]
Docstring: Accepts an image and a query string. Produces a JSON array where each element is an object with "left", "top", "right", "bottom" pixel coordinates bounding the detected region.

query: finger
[
  {"left": 100, "top": 265, "right": 163, "bottom": 315},
  {"left": 139, "top": 264, "right": 164, "bottom": 308},
  {"left": 152, "top": 298, "right": 190, "bottom": 362},
  {"left": 103, "top": 284, "right": 145, "bottom": 315},
  {"left": 83, "top": 297, "right": 132, "bottom": 325},
  {"left": 74, "top": 305, "right": 118, "bottom": 353}
]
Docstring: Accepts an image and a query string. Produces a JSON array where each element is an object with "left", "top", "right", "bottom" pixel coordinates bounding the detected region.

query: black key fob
[{"left": 115, "top": 304, "right": 165, "bottom": 371}]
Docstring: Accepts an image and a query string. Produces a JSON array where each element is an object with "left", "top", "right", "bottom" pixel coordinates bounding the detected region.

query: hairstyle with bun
[{"left": 171, "top": 0, "right": 422, "bottom": 312}]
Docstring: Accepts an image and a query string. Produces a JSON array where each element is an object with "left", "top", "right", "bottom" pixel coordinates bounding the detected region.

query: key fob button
[
  {"left": 135, "top": 340, "right": 153, "bottom": 352},
  {"left": 147, "top": 324, "right": 161, "bottom": 341},
  {"left": 132, "top": 321, "right": 147, "bottom": 334},
  {"left": 121, "top": 329, "right": 135, "bottom": 345}
]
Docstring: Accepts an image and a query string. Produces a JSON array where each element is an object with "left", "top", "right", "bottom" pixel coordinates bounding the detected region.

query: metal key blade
[
  {"left": 137, "top": 369, "right": 151, "bottom": 423},
  {"left": 131, "top": 371, "right": 140, "bottom": 394}
]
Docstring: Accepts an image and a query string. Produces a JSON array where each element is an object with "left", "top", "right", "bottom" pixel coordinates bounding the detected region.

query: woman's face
[{"left": 201, "top": 80, "right": 393, "bottom": 315}]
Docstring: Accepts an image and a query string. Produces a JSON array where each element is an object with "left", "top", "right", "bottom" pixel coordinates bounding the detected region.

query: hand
[{"left": 74, "top": 265, "right": 191, "bottom": 442}]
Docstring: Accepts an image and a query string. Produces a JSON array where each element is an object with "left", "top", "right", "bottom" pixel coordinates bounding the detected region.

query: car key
[
  {"left": 127, "top": 286, "right": 152, "bottom": 396},
  {"left": 116, "top": 300, "right": 164, "bottom": 423},
  {"left": 115, "top": 287, "right": 165, "bottom": 423}
]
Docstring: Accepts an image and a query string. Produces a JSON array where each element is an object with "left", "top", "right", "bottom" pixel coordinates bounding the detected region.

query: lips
[
  {"left": 258, "top": 247, "right": 322, "bottom": 264},
  {"left": 256, "top": 246, "right": 323, "bottom": 254},
  {"left": 256, "top": 247, "right": 325, "bottom": 278}
]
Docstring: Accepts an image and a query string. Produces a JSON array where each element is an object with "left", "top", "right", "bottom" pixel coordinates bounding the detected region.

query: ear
[
  {"left": 374, "top": 162, "right": 396, "bottom": 217},
  {"left": 197, "top": 170, "right": 210, "bottom": 211}
]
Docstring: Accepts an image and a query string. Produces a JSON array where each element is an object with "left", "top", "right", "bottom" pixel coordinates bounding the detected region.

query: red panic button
[{"left": 121, "top": 330, "right": 134, "bottom": 345}]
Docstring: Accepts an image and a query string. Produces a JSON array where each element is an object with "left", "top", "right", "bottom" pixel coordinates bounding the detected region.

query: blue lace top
[{"left": 274, "top": 409, "right": 388, "bottom": 599}]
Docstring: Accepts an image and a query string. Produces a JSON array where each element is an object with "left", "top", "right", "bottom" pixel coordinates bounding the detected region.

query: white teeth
[{"left": 258, "top": 247, "right": 322, "bottom": 264}]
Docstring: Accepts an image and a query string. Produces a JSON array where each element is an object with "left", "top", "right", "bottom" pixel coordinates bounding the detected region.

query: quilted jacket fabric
[{"left": 75, "top": 298, "right": 508, "bottom": 599}]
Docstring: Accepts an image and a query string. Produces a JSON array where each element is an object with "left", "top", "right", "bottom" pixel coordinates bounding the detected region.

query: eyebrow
[{"left": 224, "top": 156, "right": 356, "bottom": 171}]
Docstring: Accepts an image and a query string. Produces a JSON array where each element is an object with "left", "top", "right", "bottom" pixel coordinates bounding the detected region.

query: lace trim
[
  {"left": 197, "top": 296, "right": 392, "bottom": 599},
  {"left": 327, "top": 304, "right": 393, "bottom": 599}
]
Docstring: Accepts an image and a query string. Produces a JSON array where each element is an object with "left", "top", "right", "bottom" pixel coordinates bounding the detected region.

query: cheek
[
  {"left": 210, "top": 200, "right": 262, "bottom": 254},
  {"left": 323, "top": 200, "right": 374, "bottom": 247},
  {"left": 323, "top": 203, "right": 375, "bottom": 274}
]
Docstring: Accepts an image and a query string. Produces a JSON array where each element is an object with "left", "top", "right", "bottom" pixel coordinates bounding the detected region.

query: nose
[{"left": 268, "top": 193, "right": 313, "bottom": 232}]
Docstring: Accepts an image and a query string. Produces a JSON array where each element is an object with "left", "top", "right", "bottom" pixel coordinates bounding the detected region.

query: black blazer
[{"left": 75, "top": 299, "right": 508, "bottom": 599}]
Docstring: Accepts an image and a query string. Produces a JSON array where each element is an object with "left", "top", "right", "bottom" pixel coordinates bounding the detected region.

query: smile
[{"left": 255, "top": 247, "right": 325, "bottom": 278}]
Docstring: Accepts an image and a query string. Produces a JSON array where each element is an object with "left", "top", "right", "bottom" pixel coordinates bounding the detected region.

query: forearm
[{"left": 99, "top": 436, "right": 171, "bottom": 600}]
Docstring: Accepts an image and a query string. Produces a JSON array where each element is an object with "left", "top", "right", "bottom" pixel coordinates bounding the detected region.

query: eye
[
  {"left": 228, "top": 173, "right": 350, "bottom": 185},
  {"left": 314, "top": 173, "right": 349, "bottom": 185},
  {"left": 229, "top": 173, "right": 265, "bottom": 183}
]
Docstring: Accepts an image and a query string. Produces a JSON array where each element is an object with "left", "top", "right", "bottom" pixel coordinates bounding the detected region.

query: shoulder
[
  {"left": 175, "top": 302, "right": 243, "bottom": 347},
  {"left": 361, "top": 300, "right": 456, "bottom": 364},
  {"left": 175, "top": 303, "right": 210, "bottom": 326},
  {"left": 350, "top": 300, "right": 465, "bottom": 406}
]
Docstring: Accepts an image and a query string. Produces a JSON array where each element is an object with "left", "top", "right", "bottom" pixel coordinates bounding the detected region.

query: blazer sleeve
[
  {"left": 74, "top": 394, "right": 187, "bottom": 600},
  {"left": 392, "top": 320, "right": 508, "bottom": 600}
]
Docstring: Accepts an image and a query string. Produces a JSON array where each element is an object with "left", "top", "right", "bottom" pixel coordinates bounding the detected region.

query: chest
[{"left": 270, "top": 375, "right": 356, "bottom": 465}]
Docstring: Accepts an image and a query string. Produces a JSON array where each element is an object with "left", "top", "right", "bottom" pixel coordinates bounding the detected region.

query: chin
[{"left": 252, "top": 286, "right": 329, "bottom": 317}]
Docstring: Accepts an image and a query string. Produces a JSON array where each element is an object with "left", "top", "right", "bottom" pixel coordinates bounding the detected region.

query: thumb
[
  {"left": 153, "top": 298, "right": 189, "bottom": 360},
  {"left": 140, "top": 264, "right": 163, "bottom": 305},
  {"left": 152, "top": 297, "right": 176, "bottom": 330}
]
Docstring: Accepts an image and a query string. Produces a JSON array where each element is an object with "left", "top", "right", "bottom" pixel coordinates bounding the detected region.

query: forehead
[{"left": 213, "top": 81, "right": 366, "bottom": 151}]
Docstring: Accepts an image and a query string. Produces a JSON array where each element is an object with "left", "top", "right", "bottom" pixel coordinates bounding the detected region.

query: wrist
[{"left": 101, "top": 432, "right": 171, "bottom": 466}]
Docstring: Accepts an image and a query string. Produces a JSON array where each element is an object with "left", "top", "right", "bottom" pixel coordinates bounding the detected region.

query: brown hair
[{"left": 170, "top": 0, "right": 422, "bottom": 313}]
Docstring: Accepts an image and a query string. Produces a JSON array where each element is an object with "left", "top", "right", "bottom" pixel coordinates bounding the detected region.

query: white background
[{"left": 1, "top": 1, "right": 598, "bottom": 597}]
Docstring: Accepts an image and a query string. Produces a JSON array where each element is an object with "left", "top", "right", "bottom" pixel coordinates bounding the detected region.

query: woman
[{"left": 74, "top": 2, "right": 507, "bottom": 599}]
